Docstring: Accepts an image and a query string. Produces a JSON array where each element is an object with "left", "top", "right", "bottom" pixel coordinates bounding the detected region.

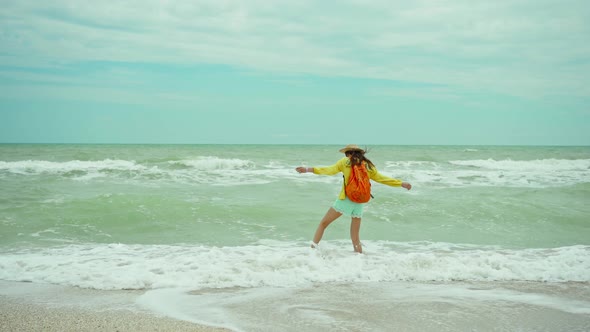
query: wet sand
[
  {"left": 0, "top": 297, "right": 229, "bottom": 332},
  {"left": 2, "top": 280, "right": 590, "bottom": 332},
  {"left": 0, "top": 281, "right": 231, "bottom": 332}
]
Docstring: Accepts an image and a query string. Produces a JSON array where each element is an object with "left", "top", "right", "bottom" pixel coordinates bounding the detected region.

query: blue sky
[{"left": 0, "top": 1, "right": 589, "bottom": 145}]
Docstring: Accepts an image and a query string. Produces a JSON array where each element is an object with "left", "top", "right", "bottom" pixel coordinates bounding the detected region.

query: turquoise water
[
  {"left": 2, "top": 144, "right": 590, "bottom": 331},
  {"left": 1, "top": 144, "right": 590, "bottom": 286},
  {"left": 1, "top": 144, "right": 588, "bottom": 251}
]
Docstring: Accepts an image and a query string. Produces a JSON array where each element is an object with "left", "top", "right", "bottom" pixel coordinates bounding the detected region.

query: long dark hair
[{"left": 346, "top": 149, "right": 375, "bottom": 169}]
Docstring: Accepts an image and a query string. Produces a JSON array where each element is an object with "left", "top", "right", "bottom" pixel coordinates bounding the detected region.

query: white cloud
[{"left": 1, "top": 0, "right": 589, "bottom": 99}]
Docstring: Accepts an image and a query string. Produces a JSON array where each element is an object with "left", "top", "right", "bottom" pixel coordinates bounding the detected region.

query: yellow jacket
[{"left": 313, "top": 157, "right": 403, "bottom": 200}]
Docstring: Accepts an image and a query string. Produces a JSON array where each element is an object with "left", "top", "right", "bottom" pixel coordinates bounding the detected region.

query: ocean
[{"left": 1, "top": 144, "right": 589, "bottom": 331}]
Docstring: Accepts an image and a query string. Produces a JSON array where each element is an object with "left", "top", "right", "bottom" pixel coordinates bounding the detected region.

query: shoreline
[
  {"left": 2, "top": 280, "right": 589, "bottom": 332},
  {"left": 0, "top": 281, "right": 231, "bottom": 332}
]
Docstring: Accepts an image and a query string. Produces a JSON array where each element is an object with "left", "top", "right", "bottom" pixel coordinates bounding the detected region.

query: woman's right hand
[
  {"left": 402, "top": 182, "right": 412, "bottom": 190},
  {"left": 295, "top": 167, "right": 307, "bottom": 173}
]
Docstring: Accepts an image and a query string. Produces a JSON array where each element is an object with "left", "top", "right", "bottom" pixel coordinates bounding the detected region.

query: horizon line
[{"left": 1, "top": 142, "right": 588, "bottom": 148}]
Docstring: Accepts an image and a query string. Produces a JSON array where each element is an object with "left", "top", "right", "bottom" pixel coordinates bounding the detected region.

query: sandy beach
[
  {"left": 0, "top": 297, "right": 229, "bottom": 332},
  {"left": 0, "top": 281, "right": 231, "bottom": 332}
]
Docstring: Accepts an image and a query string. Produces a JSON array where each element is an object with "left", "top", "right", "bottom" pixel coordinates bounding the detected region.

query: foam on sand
[{"left": 136, "top": 281, "right": 590, "bottom": 332}]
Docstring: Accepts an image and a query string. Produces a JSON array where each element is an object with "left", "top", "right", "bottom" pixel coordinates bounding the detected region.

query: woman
[{"left": 295, "top": 144, "right": 412, "bottom": 253}]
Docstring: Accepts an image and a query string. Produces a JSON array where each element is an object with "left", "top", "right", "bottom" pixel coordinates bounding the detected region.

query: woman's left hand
[{"left": 402, "top": 182, "right": 412, "bottom": 190}]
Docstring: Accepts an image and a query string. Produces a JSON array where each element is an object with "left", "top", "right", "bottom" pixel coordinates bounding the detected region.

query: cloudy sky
[{"left": 0, "top": 0, "right": 589, "bottom": 145}]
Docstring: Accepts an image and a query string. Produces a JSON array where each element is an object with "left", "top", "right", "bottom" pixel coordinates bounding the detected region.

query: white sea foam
[
  {"left": 135, "top": 281, "right": 590, "bottom": 332},
  {"left": 0, "top": 241, "right": 588, "bottom": 291},
  {"left": 0, "top": 159, "right": 146, "bottom": 176},
  {"left": 0, "top": 157, "right": 335, "bottom": 187},
  {"left": 385, "top": 158, "right": 590, "bottom": 188},
  {"left": 449, "top": 158, "right": 590, "bottom": 171},
  {"left": 169, "top": 157, "right": 255, "bottom": 170},
  {"left": 2, "top": 157, "right": 589, "bottom": 188}
]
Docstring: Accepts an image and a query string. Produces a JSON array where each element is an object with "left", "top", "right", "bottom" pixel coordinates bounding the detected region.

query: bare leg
[
  {"left": 312, "top": 207, "right": 342, "bottom": 247},
  {"left": 350, "top": 217, "right": 362, "bottom": 253}
]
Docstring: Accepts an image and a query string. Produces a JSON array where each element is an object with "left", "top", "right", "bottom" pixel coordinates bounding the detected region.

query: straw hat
[{"left": 338, "top": 144, "right": 364, "bottom": 153}]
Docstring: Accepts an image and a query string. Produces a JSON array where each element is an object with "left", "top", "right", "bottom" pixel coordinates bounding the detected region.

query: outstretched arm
[
  {"left": 370, "top": 170, "right": 412, "bottom": 190},
  {"left": 296, "top": 158, "right": 347, "bottom": 175}
]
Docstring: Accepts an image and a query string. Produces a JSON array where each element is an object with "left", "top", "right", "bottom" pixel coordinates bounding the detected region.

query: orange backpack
[{"left": 345, "top": 162, "right": 372, "bottom": 203}]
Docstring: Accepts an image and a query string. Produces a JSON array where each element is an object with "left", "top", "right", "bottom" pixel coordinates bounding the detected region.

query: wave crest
[
  {"left": 169, "top": 157, "right": 254, "bottom": 170},
  {"left": 1, "top": 241, "right": 588, "bottom": 290},
  {"left": 385, "top": 158, "right": 590, "bottom": 188}
]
